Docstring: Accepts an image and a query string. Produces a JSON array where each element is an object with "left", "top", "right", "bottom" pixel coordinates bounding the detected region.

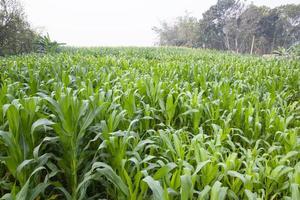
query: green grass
[{"left": 0, "top": 47, "right": 299, "bottom": 199}]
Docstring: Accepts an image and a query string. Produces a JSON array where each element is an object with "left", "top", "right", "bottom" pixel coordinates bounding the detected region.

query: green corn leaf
[
  {"left": 291, "top": 184, "right": 300, "bottom": 200},
  {"left": 180, "top": 174, "right": 193, "bottom": 200},
  {"left": 211, "top": 181, "right": 227, "bottom": 200},
  {"left": 91, "top": 162, "right": 129, "bottom": 197},
  {"left": 153, "top": 162, "right": 177, "bottom": 180},
  {"left": 143, "top": 176, "right": 166, "bottom": 200},
  {"left": 227, "top": 170, "right": 246, "bottom": 184}
]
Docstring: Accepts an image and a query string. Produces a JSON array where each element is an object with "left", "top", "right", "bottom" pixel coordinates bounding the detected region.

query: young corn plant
[
  {"left": 38, "top": 89, "right": 102, "bottom": 200},
  {"left": 0, "top": 98, "right": 54, "bottom": 199},
  {"left": 0, "top": 47, "right": 299, "bottom": 199}
]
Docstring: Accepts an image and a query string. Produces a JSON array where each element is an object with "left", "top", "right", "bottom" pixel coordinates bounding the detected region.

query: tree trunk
[
  {"left": 235, "top": 38, "right": 238, "bottom": 53},
  {"left": 250, "top": 35, "right": 255, "bottom": 55}
]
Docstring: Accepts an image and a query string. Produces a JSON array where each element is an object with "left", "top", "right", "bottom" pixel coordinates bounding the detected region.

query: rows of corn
[{"left": 0, "top": 47, "right": 299, "bottom": 200}]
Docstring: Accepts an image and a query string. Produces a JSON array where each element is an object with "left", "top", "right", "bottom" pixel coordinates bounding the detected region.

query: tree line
[
  {"left": 153, "top": 0, "right": 300, "bottom": 55},
  {"left": 1, "top": 0, "right": 299, "bottom": 56}
]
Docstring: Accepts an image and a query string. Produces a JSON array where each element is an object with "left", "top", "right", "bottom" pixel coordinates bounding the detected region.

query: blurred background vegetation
[
  {"left": 0, "top": 0, "right": 64, "bottom": 56},
  {"left": 0, "top": 0, "right": 300, "bottom": 56},
  {"left": 153, "top": 0, "right": 300, "bottom": 55}
]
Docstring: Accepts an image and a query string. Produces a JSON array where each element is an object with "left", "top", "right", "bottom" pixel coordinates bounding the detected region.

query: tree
[
  {"left": 222, "top": 0, "right": 246, "bottom": 52},
  {"left": 0, "top": 0, "right": 38, "bottom": 56},
  {"left": 198, "top": 0, "right": 238, "bottom": 50},
  {"left": 153, "top": 13, "right": 200, "bottom": 47},
  {"left": 276, "top": 4, "right": 300, "bottom": 48},
  {"left": 223, "top": 4, "right": 268, "bottom": 54},
  {"left": 153, "top": 1, "right": 300, "bottom": 55}
]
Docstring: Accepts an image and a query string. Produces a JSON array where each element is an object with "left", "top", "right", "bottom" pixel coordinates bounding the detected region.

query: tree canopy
[
  {"left": 153, "top": 0, "right": 300, "bottom": 54},
  {"left": 0, "top": 0, "right": 38, "bottom": 56}
]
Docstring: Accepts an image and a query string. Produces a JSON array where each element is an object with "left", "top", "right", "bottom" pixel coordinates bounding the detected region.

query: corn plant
[{"left": 0, "top": 47, "right": 299, "bottom": 199}]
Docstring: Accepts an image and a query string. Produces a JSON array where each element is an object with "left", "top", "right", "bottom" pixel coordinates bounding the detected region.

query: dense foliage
[
  {"left": 0, "top": 47, "right": 299, "bottom": 199},
  {"left": 0, "top": 0, "right": 63, "bottom": 56},
  {"left": 154, "top": 0, "right": 300, "bottom": 55},
  {"left": 35, "top": 34, "right": 66, "bottom": 54},
  {"left": 0, "top": 0, "right": 38, "bottom": 56}
]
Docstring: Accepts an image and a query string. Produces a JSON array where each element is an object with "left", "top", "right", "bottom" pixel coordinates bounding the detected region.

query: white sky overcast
[{"left": 22, "top": 0, "right": 300, "bottom": 46}]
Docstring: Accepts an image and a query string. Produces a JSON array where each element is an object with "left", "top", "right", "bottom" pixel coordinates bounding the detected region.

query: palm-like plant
[{"left": 35, "top": 33, "right": 65, "bottom": 54}]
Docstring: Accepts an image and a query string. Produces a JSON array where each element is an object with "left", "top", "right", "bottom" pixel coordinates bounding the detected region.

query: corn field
[{"left": 0, "top": 47, "right": 299, "bottom": 200}]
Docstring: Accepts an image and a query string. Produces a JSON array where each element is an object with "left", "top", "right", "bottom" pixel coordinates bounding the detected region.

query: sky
[{"left": 22, "top": 0, "right": 300, "bottom": 47}]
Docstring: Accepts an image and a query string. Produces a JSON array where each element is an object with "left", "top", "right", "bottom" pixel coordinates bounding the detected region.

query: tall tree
[
  {"left": 276, "top": 4, "right": 300, "bottom": 48},
  {"left": 153, "top": 1, "right": 300, "bottom": 54},
  {"left": 0, "top": 0, "right": 37, "bottom": 55},
  {"left": 224, "top": 4, "right": 268, "bottom": 54},
  {"left": 198, "top": 0, "right": 238, "bottom": 50},
  {"left": 153, "top": 13, "right": 200, "bottom": 47}
]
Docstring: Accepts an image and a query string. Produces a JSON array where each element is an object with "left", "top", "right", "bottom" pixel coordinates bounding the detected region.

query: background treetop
[{"left": 153, "top": 0, "right": 300, "bottom": 55}]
